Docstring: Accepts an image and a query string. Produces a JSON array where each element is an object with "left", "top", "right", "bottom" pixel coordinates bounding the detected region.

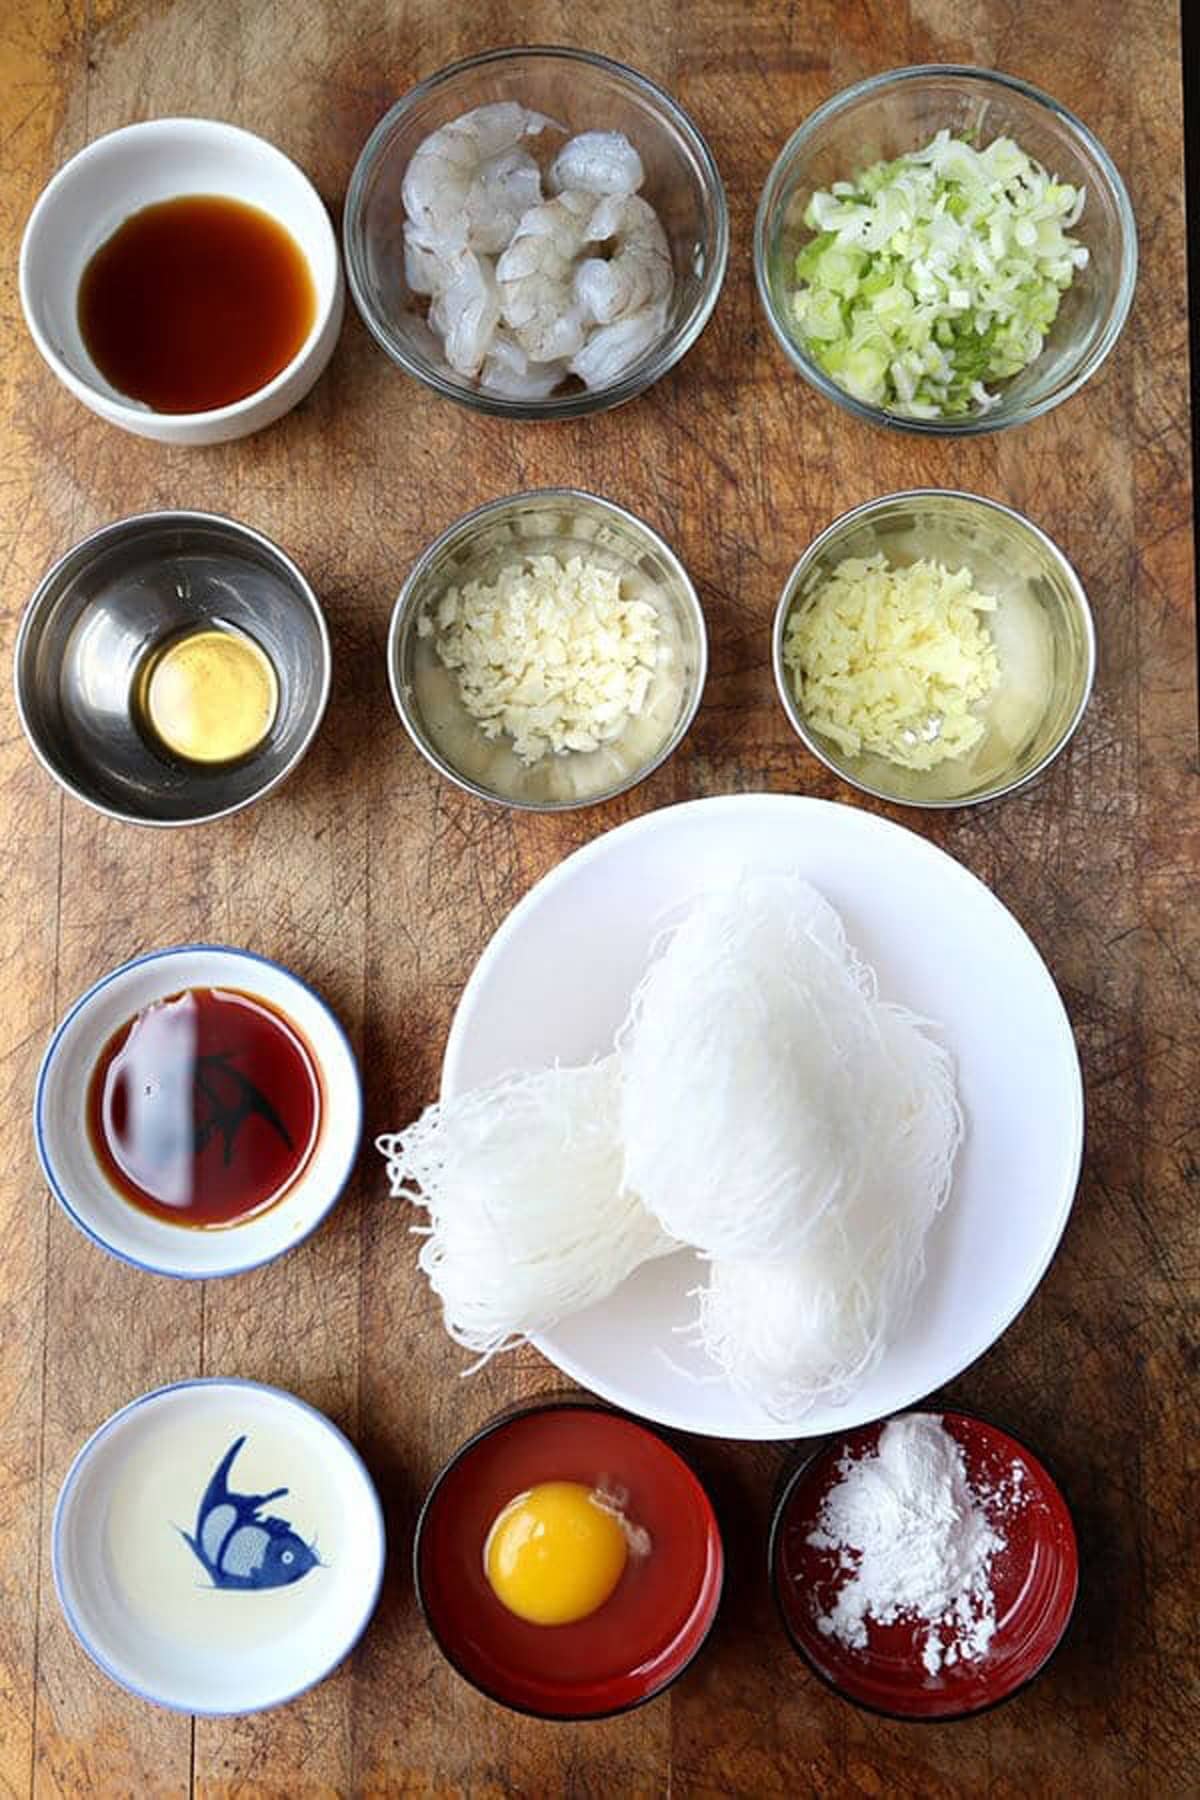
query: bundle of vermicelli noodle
[
  {"left": 380, "top": 870, "right": 961, "bottom": 1416},
  {"left": 617, "top": 874, "right": 962, "bottom": 1417},
  {"left": 619, "top": 877, "right": 925, "bottom": 1256},
  {"left": 376, "top": 1058, "right": 674, "bottom": 1365},
  {"left": 689, "top": 1000, "right": 962, "bottom": 1417}
]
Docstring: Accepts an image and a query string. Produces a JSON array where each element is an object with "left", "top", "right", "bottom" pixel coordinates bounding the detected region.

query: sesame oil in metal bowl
[{"left": 14, "top": 512, "right": 330, "bottom": 827}]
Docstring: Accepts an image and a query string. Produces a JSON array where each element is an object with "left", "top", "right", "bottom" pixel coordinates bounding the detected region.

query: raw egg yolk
[{"left": 484, "top": 1481, "right": 628, "bottom": 1626}]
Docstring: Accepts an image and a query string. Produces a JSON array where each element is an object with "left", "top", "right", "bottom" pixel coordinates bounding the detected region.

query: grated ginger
[
  {"left": 419, "top": 553, "right": 661, "bottom": 765},
  {"left": 783, "top": 552, "right": 1000, "bottom": 771}
]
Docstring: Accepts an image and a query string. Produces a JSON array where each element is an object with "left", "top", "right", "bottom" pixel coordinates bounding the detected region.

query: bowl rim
[
  {"left": 33, "top": 942, "right": 363, "bottom": 1279},
  {"left": 766, "top": 1404, "right": 1080, "bottom": 1723},
  {"left": 52, "top": 1376, "right": 386, "bottom": 1715},
  {"left": 770, "top": 487, "right": 1097, "bottom": 809},
  {"left": 412, "top": 1395, "right": 725, "bottom": 1721},
  {"left": 753, "top": 62, "right": 1139, "bottom": 436},
  {"left": 13, "top": 508, "right": 333, "bottom": 828},
  {"left": 342, "top": 43, "right": 730, "bottom": 419},
  {"left": 387, "top": 486, "right": 709, "bottom": 810},
  {"left": 19, "top": 116, "right": 343, "bottom": 430}
]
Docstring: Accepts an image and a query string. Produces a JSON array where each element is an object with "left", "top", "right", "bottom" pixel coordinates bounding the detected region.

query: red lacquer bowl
[
  {"left": 769, "top": 1410, "right": 1078, "bottom": 1721},
  {"left": 415, "top": 1400, "right": 724, "bottom": 1719}
]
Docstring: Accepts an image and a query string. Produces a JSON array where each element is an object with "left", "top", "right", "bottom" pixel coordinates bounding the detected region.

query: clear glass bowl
[
  {"left": 344, "top": 46, "right": 728, "bottom": 419},
  {"left": 772, "top": 490, "right": 1096, "bottom": 808},
  {"left": 755, "top": 66, "right": 1137, "bottom": 435},
  {"left": 389, "top": 489, "right": 707, "bottom": 810}
]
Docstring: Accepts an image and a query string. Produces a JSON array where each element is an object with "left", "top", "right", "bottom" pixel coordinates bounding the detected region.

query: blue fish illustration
[{"left": 180, "top": 1436, "right": 320, "bottom": 1591}]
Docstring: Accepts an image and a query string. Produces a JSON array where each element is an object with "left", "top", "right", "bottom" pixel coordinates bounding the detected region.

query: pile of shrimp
[{"left": 402, "top": 102, "right": 674, "bottom": 398}]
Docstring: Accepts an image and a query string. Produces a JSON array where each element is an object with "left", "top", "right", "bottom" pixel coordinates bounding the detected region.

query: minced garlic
[
  {"left": 419, "top": 553, "right": 661, "bottom": 765},
  {"left": 783, "top": 553, "right": 1000, "bottom": 772}
]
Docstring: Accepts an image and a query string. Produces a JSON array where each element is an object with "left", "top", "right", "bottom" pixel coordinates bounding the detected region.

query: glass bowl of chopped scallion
[
  {"left": 754, "top": 66, "right": 1136, "bottom": 433},
  {"left": 388, "top": 489, "right": 707, "bottom": 809},
  {"left": 772, "top": 490, "right": 1095, "bottom": 808}
]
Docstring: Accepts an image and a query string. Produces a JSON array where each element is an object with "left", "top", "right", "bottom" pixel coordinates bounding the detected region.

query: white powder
[{"left": 807, "top": 1413, "right": 1018, "bottom": 1677}]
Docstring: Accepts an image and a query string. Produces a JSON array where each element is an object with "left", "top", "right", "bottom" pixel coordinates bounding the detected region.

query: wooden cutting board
[{"left": 0, "top": 1, "right": 1194, "bottom": 1793}]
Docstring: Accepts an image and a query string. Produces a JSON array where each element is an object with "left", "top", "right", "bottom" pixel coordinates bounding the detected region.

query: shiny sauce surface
[
  {"left": 87, "top": 986, "right": 321, "bottom": 1227},
  {"left": 77, "top": 195, "right": 316, "bottom": 413}
]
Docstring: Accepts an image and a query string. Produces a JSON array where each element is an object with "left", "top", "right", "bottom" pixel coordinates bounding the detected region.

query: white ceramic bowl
[
  {"left": 36, "top": 946, "right": 362, "bottom": 1277},
  {"left": 54, "top": 1379, "right": 386, "bottom": 1714},
  {"left": 19, "top": 119, "right": 344, "bottom": 445}
]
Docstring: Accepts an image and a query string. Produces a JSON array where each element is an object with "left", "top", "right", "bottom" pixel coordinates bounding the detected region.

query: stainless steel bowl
[
  {"left": 388, "top": 489, "right": 707, "bottom": 810},
  {"left": 14, "top": 512, "right": 330, "bottom": 826},
  {"left": 772, "top": 490, "right": 1095, "bottom": 809}
]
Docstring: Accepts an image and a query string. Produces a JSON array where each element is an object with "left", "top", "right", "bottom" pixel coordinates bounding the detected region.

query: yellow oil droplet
[{"left": 141, "top": 625, "right": 278, "bottom": 765}]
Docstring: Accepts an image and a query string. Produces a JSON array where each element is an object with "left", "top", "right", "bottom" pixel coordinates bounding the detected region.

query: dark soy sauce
[
  {"left": 78, "top": 195, "right": 316, "bottom": 413},
  {"left": 87, "top": 987, "right": 321, "bottom": 1228}
]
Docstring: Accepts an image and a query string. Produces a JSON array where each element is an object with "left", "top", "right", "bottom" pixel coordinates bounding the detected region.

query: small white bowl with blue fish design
[
  {"left": 53, "top": 1378, "right": 386, "bottom": 1713},
  {"left": 35, "top": 944, "right": 361, "bottom": 1278}
]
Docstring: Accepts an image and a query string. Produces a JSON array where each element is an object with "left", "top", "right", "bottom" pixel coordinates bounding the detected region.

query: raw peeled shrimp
[
  {"left": 400, "top": 104, "right": 675, "bottom": 396},
  {"left": 402, "top": 146, "right": 541, "bottom": 301},
  {"left": 572, "top": 192, "right": 673, "bottom": 325},
  {"left": 428, "top": 251, "right": 501, "bottom": 377},
  {"left": 462, "top": 147, "right": 545, "bottom": 255},
  {"left": 480, "top": 330, "right": 568, "bottom": 399},
  {"left": 404, "top": 231, "right": 449, "bottom": 298},
  {"left": 496, "top": 190, "right": 595, "bottom": 363},
  {"left": 402, "top": 102, "right": 558, "bottom": 254},
  {"left": 547, "top": 130, "right": 644, "bottom": 197},
  {"left": 569, "top": 299, "right": 670, "bottom": 389}
]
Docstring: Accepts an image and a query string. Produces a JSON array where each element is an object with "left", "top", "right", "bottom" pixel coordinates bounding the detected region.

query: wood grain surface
[{"left": 0, "top": 1, "right": 1195, "bottom": 1795}]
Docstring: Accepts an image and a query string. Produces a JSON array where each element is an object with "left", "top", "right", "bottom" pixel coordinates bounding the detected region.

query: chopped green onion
[{"left": 788, "top": 128, "right": 1089, "bottom": 418}]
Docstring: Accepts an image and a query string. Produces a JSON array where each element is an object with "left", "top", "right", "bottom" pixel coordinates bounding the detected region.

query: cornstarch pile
[{"left": 807, "top": 1413, "right": 1026, "bottom": 1677}]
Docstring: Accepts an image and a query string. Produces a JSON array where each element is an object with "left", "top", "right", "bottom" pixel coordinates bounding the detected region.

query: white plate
[
  {"left": 54, "top": 1379, "right": 385, "bottom": 1714},
  {"left": 442, "top": 795, "right": 1083, "bottom": 1441}
]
